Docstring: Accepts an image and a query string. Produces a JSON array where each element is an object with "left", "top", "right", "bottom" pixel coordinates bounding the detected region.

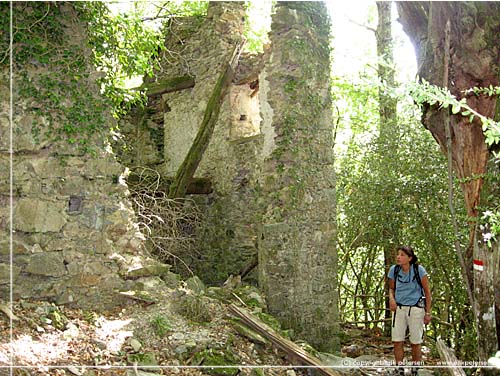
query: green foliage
[
  {"left": 151, "top": 0, "right": 208, "bottom": 19},
  {"left": 176, "top": 293, "right": 213, "bottom": 323},
  {"left": 83, "top": 311, "right": 98, "bottom": 325},
  {"left": 39, "top": 304, "right": 68, "bottom": 330},
  {"left": 126, "top": 352, "right": 157, "bottom": 365},
  {"left": 408, "top": 78, "right": 500, "bottom": 246},
  {"left": 3, "top": 2, "right": 111, "bottom": 154},
  {"left": 408, "top": 79, "right": 500, "bottom": 147},
  {"left": 191, "top": 348, "right": 239, "bottom": 376},
  {"left": 334, "top": 68, "right": 474, "bottom": 356},
  {"left": 1, "top": 1, "right": 209, "bottom": 153},
  {"left": 2, "top": 2, "right": 64, "bottom": 66},
  {"left": 150, "top": 315, "right": 171, "bottom": 337},
  {"left": 0, "top": 3, "right": 9, "bottom": 65},
  {"left": 76, "top": 2, "right": 163, "bottom": 118},
  {"left": 244, "top": 1, "right": 272, "bottom": 54},
  {"left": 480, "top": 210, "right": 500, "bottom": 247}
]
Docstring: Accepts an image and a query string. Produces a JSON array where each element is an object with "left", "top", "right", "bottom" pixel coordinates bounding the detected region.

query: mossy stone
[{"left": 192, "top": 348, "right": 239, "bottom": 376}]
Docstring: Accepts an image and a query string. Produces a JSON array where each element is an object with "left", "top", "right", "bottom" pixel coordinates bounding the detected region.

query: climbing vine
[
  {"left": 76, "top": 1, "right": 163, "bottom": 118},
  {"left": 1, "top": 2, "right": 113, "bottom": 154},
  {"left": 1, "top": 2, "right": 216, "bottom": 153},
  {"left": 408, "top": 79, "right": 500, "bottom": 147}
]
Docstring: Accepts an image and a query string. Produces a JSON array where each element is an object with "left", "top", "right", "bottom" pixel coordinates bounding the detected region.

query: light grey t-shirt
[{"left": 388, "top": 264, "right": 427, "bottom": 306}]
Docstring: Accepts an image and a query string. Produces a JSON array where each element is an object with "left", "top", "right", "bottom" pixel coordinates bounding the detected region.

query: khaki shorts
[{"left": 391, "top": 305, "right": 425, "bottom": 344}]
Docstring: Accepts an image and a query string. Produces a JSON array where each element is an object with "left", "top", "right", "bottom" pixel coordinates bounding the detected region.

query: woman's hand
[
  {"left": 424, "top": 313, "right": 432, "bottom": 324},
  {"left": 389, "top": 298, "right": 397, "bottom": 312}
]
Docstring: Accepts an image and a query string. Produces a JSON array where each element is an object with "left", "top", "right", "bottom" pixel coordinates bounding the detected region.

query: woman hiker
[{"left": 388, "top": 245, "right": 432, "bottom": 376}]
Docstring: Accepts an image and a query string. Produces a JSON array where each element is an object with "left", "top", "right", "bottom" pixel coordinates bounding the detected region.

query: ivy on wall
[
  {"left": 2, "top": 2, "right": 112, "bottom": 154},
  {"left": 1, "top": 2, "right": 165, "bottom": 154}
]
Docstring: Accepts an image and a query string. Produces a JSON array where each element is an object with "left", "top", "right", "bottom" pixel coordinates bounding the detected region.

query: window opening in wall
[{"left": 229, "top": 84, "right": 261, "bottom": 141}]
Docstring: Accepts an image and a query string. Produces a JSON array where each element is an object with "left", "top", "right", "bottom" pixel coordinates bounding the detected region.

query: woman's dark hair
[{"left": 397, "top": 245, "right": 418, "bottom": 264}]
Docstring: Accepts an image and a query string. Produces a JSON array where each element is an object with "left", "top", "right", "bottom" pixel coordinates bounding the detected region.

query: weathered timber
[
  {"left": 436, "top": 339, "right": 466, "bottom": 376},
  {"left": 128, "top": 173, "right": 213, "bottom": 195},
  {"left": 168, "top": 41, "right": 244, "bottom": 199},
  {"left": 181, "top": 177, "right": 213, "bottom": 195},
  {"left": 228, "top": 304, "right": 342, "bottom": 376},
  {"left": 239, "top": 254, "right": 258, "bottom": 280},
  {"left": 137, "top": 75, "right": 195, "bottom": 97}
]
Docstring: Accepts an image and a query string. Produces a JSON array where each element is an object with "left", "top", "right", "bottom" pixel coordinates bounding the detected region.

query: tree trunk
[
  {"left": 376, "top": 1, "right": 398, "bottom": 336},
  {"left": 376, "top": 1, "right": 397, "bottom": 142},
  {"left": 397, "top": 1, "right": 500, "bottom": 364}
]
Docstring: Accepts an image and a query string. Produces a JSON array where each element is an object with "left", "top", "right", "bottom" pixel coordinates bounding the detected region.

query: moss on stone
[{"left": 192, "top": 348, "right": 239, "bottom": 376}]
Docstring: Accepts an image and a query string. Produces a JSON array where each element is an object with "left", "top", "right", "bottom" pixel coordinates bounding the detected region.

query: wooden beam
[
  {"left": 436, "top": 339, "right": 466, "bottom": 376},
  {"left": 228, "top": 304, "right": 342, "bottom": 376},
  {"left": 168, "top": 41, "right": 244, "bottom": 199},
  {"left": 128, "top": 174, "right": 212, "bottom": 195},
  {"left": 137, "top": 75, "right": 195, "bottom": 97}
]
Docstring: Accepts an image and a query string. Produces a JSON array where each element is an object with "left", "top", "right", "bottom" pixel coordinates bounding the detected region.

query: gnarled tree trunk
[{"left": 397, "top": 1, "right": 500, "bottom": 364}]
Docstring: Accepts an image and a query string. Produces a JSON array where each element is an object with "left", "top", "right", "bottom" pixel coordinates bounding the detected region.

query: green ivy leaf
[{"left": 451, "top": 104, "right": 461, "bottom": 114}]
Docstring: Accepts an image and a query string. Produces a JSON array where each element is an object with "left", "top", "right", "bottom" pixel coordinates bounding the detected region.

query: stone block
[
  {"left": 0, "top": 155, "right": 9, "bottom": 190},
  {"left": 0, "top": 114, "right": 9, "bottom": 152},
  {"left": 58, "top": 176, "right": 87, "bottom": 196},
  {"left": 84, "top": 157, "right": 123, "bottom": 178},
  {"left": 14, "top": 198, "right": 66, "bottom": 232},
  {"left": 0, "top": 263, "right": 20, "bottom": 284},
  {"left": 262, "top": 222, "right": 290, "bottom": 235},
  {"left": 13, "top": 114, "right": 50, "bottom": 152},
  {"left": 125, "top": 262, "right": 171, "bottom": 279},
  {"left": 25, "top": 251, "right": 66, "bottom": 277},
  {"left": 68, "top": 273, "right": 102, "bottom": 287},
  {"left": 12, "top": 273, "right": 55, "bottom": 299},
  {"left": 78, "top": 205, "right": 105, "bottom": 230},
  {"left": 28, "top": 156, "right": 65, "bottom": 178},
  {"left": 47, "top": 237, "right": 70, "bottom": 252}
]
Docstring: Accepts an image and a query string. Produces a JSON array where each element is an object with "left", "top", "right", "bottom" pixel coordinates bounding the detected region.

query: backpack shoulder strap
[
  {"left": 413, "top": 263, "right": 424, "bottom": 293},
  {"left": 393, "top": 265, "right": 401, "bottom": 291}
]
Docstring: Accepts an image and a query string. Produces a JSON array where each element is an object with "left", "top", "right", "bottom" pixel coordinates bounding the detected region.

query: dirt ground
[{"left": 0, "top": 288, "right": 444, "bottom": 376}]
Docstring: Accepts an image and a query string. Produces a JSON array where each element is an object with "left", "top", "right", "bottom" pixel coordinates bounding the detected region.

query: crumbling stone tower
[{"left": 258, "top": 2, "right": 338, "bottom": 350}]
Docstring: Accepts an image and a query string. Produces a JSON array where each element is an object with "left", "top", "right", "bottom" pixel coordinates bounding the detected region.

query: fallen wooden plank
[
  {"left": 168, "top": 41, "right": 244, "bottom": 199},
  {"left": 228, "top": 304, "right": 342, "bottom": 376},
  {"left": 436, "top": 339, "right": 466, "bottom": 376}
]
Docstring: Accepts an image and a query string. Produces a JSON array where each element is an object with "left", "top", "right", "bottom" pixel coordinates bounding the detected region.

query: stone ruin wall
[
  {"left": 0, "top": 1, "right": 340, "bottom": 350},
  {"left": 258, "top": 2, "right": 339, "bottom": 350},
  {"left": 118, "top": 2, "right": 267, "bottom": 284},
  {"left": 164, "top": 3, "right": 269, "bottom": 283},
  {"left": 120, "top": 1, "right": 339, "bottom": 349},
  {"left": 0, "top": 3, "right": 169, "bottom": 311}
]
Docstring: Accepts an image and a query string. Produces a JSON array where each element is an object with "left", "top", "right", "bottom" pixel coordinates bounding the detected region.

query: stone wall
[
  {"left": 118, "top": 2, "right": 265, "bottom": 284},
  {"left": 257, "top": 2, "right": 339, "bottom": 351},
  {"left": 0, "top": 3, "right": 167, "bottom": 311},
  {"left": 113, "top": 1, "right": 339, "bottom": 350}
]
